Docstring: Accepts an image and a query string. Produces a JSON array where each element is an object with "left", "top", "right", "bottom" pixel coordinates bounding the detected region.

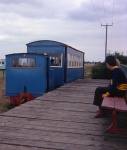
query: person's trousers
[{"left": 93, "top": 87, "right": 110, "bottom": 107}]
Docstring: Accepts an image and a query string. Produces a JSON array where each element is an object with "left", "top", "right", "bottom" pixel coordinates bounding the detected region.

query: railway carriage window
[
  {"left": 72, "top": 61, "right": 74, "bottom": 67},
  {"left": 74, "top": 61, "right": 76, "bottom": 67},
  {"left": 0, "top": 61, "right": 4, "bottom": 65},
  {"left": 50, "top": 54, "right": 62, "bottom": 67},
  {"left": 69, "top": 61, "right": 71, "bottom": 66},
  {"left": 13, "top": 58, "right": 36, "bottom": 67},
  {"left": 67, "top": 53, "right": 83, "bottom": 68},
  {"left": 76, "top": 61, "right": 78, "bottom": 67}
]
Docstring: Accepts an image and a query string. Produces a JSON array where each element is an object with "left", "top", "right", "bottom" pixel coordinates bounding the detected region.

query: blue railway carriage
[
  {"left": 6, "top": 53, "right": 47, "bottom": 100},
  {"left": 6, "top": 40, "right": 84, "bottom": 105},
  {"left": 27, "top": 40, "right": 84, "bottom": 84}
]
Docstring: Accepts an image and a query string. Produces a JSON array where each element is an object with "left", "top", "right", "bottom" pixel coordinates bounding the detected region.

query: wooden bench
[{"left": 102, "top": 97, "right": 127, "bottom": 134}]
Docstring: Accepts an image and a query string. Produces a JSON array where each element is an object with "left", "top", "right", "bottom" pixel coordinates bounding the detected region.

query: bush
[
  {"left": 92, "top": 63, "right": 111, "bottom": 79},
  {"left": 91, "top": 53, "right": 127, "bottom": 79},
  {"left": 115, "top": 53, "right": 127, "bottom": 65}
]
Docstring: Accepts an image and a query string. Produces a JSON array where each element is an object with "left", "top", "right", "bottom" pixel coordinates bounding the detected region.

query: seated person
[{"left": 93, "top": 56, "right": 127, "bottom": 118}]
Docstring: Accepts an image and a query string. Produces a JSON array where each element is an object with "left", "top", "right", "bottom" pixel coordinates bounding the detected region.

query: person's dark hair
[{"left": 105, "top": 55, "right": 117, "bottom": 66}]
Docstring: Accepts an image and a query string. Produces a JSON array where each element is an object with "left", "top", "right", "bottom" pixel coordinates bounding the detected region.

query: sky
[{"left": 0, "top": 0, "right": 127, "bottom": 61}]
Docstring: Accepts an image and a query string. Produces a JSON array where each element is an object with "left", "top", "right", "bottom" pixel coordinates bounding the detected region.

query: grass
[
  {"left": 0, "top": 103, "right": 14, "bottom": 112},
  {"left": 84, "top": 64, "right": 95, "bottom": 78},
  {"left": 0, "top": 70, "right": 12, "bottom": 113}
]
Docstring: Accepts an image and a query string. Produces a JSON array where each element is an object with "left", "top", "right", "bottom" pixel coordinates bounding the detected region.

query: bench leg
[{"left": 106, "top": 109, "right": 125, "bottom": 134}]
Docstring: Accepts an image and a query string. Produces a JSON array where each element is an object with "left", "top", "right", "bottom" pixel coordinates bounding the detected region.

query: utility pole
[{"left": 101, "top": 24, "right": 113, "bottom": 60}]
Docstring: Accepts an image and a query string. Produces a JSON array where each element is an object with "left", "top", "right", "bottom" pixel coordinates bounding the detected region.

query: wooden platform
[{"left": 0, "top": 79, "right": 127, "bottom": 150}]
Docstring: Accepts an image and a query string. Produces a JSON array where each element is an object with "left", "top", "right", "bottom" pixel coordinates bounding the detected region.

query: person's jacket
[{"left": 108, "top": 67, "right": 127, "bottom": 96}]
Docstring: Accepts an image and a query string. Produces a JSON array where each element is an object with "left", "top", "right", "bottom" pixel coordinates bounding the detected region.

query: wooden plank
[
  {"left": 0, "top": 130, "right": 126, "bottom": 150},
  {"left": 0, "top": 116, "right": 108, "bottom": 132},
  {"left": 0, "top": 143, "right": 51, "bottom": 150},
  {"left": 7, "top": 100, "right": 96, "bottom": 113},
  {"left": 1, "top": 104, "right": 106, "bottom": 124}
]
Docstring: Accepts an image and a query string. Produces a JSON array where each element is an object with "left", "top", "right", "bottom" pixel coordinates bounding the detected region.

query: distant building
[{"left": 0, "top": 59, "right": 5, "bottom": 70}]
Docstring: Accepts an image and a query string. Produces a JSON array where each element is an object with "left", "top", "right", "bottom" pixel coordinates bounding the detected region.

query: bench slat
[
  {"left": 102, "top": 97, "right": 127, "bottom": 111},
  {"left": 102, "top": 97, "right": 115, "bottom": 109}
]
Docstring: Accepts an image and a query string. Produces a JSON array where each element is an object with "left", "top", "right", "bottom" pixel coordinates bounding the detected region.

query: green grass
[
  {"left": 0, "top": 103, "right": 14, "bottom": 112},
  {"left": 84, "top": 64, "right": 95, "bottom": 78}
]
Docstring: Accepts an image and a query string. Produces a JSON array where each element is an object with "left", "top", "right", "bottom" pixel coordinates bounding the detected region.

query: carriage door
[{"left": 48, "top": 54, "right": 64, "bottom": 90}]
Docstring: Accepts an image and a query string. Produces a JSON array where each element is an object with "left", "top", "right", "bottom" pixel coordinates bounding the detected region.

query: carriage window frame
[
  {"left": 50, "top": 54, "right": 63, "bottom": 68},
  {"left": 12, "top": 57, "right": 36, "bottom": 68},
  {"left": 67, "top": 53, "right": 83, "bottom": 68}
]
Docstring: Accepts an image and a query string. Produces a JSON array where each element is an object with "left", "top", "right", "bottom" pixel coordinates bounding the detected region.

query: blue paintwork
[
  {"left": 6, "top": 53, "right": 47, "bottom": 96},
  {"left": 27, "top": 40, "right": 65, "bottom": 90},
  {"left": 66, "top": 68, "right": 84, "bottom": 82}
]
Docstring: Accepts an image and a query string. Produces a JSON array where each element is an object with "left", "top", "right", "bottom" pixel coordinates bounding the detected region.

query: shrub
[
  {"left": 91, "top": 53, "right": 127, "bottom": 79},
  {"left": 115, "top": 53, "right": 127, "bottom": 65},
  {"left": 92, "top": 63, "right": 111, "bottom": 79}
]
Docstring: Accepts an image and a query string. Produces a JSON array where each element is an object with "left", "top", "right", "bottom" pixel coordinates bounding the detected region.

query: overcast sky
[{"left": 0, "top": 0, "right": 127, "bottom": 61}]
